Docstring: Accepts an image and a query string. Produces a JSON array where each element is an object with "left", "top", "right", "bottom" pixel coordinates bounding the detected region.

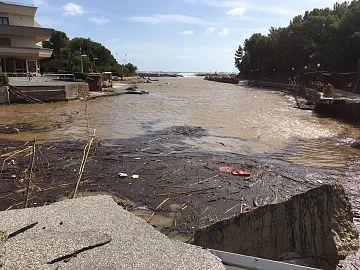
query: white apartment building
[{"left": 0, "top": 1, "right": 54, "bottom": 76}]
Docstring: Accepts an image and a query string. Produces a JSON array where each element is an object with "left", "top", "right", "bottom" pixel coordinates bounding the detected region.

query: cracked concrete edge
[
  {"left": 0, "top": 231, "right": 7, "bottom": 268},
  {"left": 0, "top": 195, "right": 225, "bottom": 270}
]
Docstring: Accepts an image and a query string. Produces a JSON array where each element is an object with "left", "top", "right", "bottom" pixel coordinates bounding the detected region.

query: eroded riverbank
[{"left": 0, "top": 126, "right": 359, "bottom": 237}]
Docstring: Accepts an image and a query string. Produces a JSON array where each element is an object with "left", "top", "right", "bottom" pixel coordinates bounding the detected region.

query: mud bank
[
  {"left": 0, "top": 125, "right": 359, "bottom": 268},
  {"left": 0, "top": 126, "right": 357, "bottom": 232}
]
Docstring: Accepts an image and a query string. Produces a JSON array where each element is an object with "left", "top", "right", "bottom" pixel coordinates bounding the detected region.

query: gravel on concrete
[{"left": 0, "top": 195, "right": 225, "bottom": 270}]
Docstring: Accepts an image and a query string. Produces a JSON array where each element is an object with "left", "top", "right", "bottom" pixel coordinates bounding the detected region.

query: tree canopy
[
  {"left": 41, "top": 31, "right": 137, "bottom": 76},
  {"left": 236, "top": 0, "right": 360, "bottom": 78}
]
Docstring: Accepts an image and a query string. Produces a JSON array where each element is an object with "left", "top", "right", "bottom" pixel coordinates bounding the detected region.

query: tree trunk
[{"left": 354, "top": 59, "right": 360, "bottom": 93}]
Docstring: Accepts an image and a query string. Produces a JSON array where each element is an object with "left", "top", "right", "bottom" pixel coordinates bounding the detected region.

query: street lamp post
[
  {"left": 80, "top": 54, "right": 87, "bottom": 74},
  {"left": 93, "top": 57, "right": 98, "bottom": 72}
]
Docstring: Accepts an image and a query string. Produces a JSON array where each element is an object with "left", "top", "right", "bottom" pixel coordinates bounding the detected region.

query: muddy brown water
[{"left": 0, "top": 78, "right": 359, "bottom": 168}]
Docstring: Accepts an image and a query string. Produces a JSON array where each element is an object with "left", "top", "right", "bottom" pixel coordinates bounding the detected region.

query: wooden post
[{"left": 354, "top": 59, "right": 360, "bottom": 93}]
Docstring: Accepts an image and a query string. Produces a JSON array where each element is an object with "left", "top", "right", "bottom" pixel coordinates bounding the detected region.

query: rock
[
  {"left": 0, "top": 231, "right": 7, "bottom": 268},
  {"left": 170, "top": 126, "right": 207, "bottom": 138},
  {"left": 351, "top": 140, "right": 360, "bottom": 149},
  {"left": 194, "top": 184, "right": 359, "bottom": 269}
]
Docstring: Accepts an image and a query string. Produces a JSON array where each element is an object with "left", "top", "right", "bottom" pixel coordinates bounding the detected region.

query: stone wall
[
  {"left": 315, "top": 98, "right": 360, "bottom": 121},
  {"left": 248, "top": 80, "right": 321, "bottom": 101},
  {"left": 248, "top": 80, "right": 360, "bottom": 123},
  {"left": 194, "top": 184, "right": 359, "bottom": 269},
  {"left": 205, "top": 76, "right": 239, "bottom": 84}
]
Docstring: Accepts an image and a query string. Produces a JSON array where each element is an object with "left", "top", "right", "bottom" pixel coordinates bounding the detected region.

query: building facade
[{"left": 0, "top": 1, "right": 54, "bottom": 76}]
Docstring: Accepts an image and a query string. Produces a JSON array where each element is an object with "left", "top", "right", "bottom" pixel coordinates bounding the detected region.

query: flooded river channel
[
  {"left": 0, "top": 77, "right": 359, "bottom": 168},
  {"left": 1, "top": 77, "right": 360, "bottom": 267}
]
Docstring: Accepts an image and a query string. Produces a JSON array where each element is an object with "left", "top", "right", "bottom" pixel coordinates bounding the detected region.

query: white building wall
[
  {"left": 0, "top": 2, "right": 53, "bottom": 75},
  {"left": 11, "top": 36, "right": 37, "bottom": 48},
  {"left": 0, "top": 13, "right": 35, "bottom": 27},
  {"left": 0, "top": 34, "right": 37, "bottom": 48}
]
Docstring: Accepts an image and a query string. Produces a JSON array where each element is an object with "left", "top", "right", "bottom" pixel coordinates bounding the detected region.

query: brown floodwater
[{"left": 0, "top": 77, "right": 359, "bottom": 168}]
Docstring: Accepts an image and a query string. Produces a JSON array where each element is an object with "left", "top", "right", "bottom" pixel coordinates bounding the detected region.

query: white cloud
[
  {"left": 33, "top": 0, "right": 49, "bottom": 7},
  {"left": 219, "top": 28, "right": 229, "bottom": 37},
  {"left": 206, "top": 27, "right": 231, "bottom": 36},
  {"left": 111, "top": 38, "right": 118, "bottom": 42},
  {"left": 89, "top": 16, "right": 110, "bottom": 25},
  {"left": 182, "top": 0, "right": 246, "bottom": 8},
  {"left": 178, "top": 30, "right": 194, "bottom": 36},
  {"left": 226, "top": 7, "right": 246, "bottom": 16},
  {"left": 206, "top": 27, "right": 216, "bottom": 34},
  {"left": 129, "top": 14, "right": 206, "bottom": 25},
  {"left": 182, "top": 0, "right": 332, "bottom": 17},
  {"left": 62, "top": 2, "right": 84, "bottom": 16}
]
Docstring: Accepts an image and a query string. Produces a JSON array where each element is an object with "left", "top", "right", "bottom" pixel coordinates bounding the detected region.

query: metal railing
[
  {"left": 42, "top": 74, "right": 76, "bottom": 82},
  {"left": 211, "top": 250, "right": 320, "bottom": 270}
]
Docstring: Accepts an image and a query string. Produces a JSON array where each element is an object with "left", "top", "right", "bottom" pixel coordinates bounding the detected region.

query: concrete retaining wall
[
  {"left": 0, "top": 87, "right": 9, "bottom": 105},
  {"left": 194, "top": 184, "right": 359, "bottom": 269},
  {"left": 6, "top": 83, "right": 89, "bottom": 104}
]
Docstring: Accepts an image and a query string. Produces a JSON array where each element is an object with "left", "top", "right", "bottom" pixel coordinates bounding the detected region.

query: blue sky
[{"left": 25, "top": 0, "right": 339, "bottom": 71}]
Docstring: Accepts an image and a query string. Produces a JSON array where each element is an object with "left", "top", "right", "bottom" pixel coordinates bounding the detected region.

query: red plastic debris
[
  {"left": 219, "top": 167, "right": 232, "bottom": 173},
  {"left": 231, "top": 170, "right": 251, "bottom": 177}
]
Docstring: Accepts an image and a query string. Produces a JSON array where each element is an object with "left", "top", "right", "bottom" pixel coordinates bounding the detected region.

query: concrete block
[
  {"left": 194, "top": 184, "right": 359, "bottom": 269},
  {"left": 0, "top": 196, "right": 224, "bottom": 270}
]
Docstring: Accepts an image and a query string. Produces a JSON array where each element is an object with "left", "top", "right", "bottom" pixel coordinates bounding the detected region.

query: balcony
[
  {"left": 0, "top": 24, "right": 54, "bottom": 42},
  {"left": 0, "top": 46, "right": 53, "bottom": 59}
]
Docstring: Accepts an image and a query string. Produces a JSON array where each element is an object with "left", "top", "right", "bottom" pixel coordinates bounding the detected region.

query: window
[
  {"left": 0, "top": 17, "right": 9, "bottom": 25},
  {"left": 0, "top": 38, "right": 11, "bottom": 47}
]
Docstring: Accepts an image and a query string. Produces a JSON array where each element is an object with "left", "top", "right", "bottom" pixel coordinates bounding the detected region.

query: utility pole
[
  {"left": 81, "top": 54, "right": 87, "bottom": 74},
  {"left": 93, "top": 57, "right": 98, "bottom": 72}
]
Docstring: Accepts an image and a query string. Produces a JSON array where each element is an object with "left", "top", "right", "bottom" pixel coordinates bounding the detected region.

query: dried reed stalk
[
  {"left": 23, "top": 138, "right": 37, "bottom": 208},
  {"left": 0, "top": 146, "right": 32, "bottom": 177},
  {"left": 72, "top": 130, "right": 96, "bottom": 199}
]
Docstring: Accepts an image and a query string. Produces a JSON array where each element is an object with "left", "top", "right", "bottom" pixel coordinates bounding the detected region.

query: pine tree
[{"left": 234, "top": 45, "right": 244, "bottom": 71}]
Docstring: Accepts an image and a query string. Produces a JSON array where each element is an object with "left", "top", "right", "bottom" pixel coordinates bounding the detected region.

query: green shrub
[
  {"left": 73, "top": 72, "right": 88, "bottom": 81},
  {"left": 0, "top": 73, "right": 9, "bottom": 86}
]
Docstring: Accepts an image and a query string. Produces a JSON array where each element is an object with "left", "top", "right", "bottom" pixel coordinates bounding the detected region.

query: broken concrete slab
[
  {"left": 0, "top": 195, "right": 225, "bottom": 270},
  {"left": 194, "top": 184, "right": 359, "bottom": 269},
  {"left": 5, "top": 230, "right": 111, "bottom": 269},
  {"left": 0, "top": 231, "right": 6, "bottom": 268}
]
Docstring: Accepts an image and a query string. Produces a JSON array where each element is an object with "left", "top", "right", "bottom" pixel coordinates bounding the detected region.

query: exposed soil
[
  {"left": 0, "top": 123, "right": 35, "bottom": 134},
  {"left": 0, "top": 125, "right": 359, "bottom": 268}
]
